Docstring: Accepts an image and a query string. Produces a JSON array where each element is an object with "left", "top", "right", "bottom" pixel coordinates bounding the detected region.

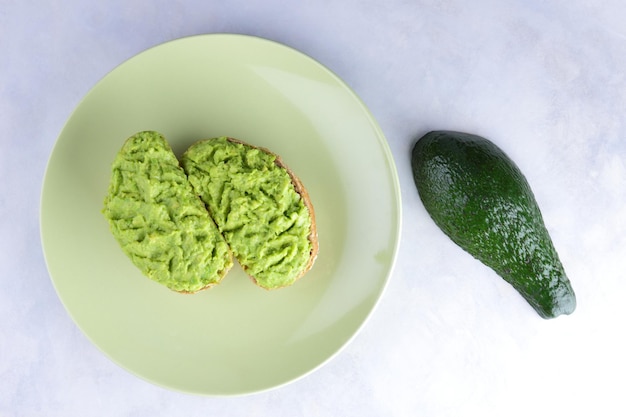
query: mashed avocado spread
[
  {"left": 181, "top": 137, "right": 313, "bottom": 289},
  {"left": 102, "top": 131, "right": 232, "bottom": 292}
]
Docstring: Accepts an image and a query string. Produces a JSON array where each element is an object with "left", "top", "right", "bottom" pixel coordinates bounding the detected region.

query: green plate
[{"left": 40, "top": 34, "right": 401, "bottom": 396}]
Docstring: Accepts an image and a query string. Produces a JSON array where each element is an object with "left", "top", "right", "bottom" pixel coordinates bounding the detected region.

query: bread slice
[
  {"left": 102, "top": 131, "right": 233, "bottom": 293},
  {"left": 181, "top": 137, "right": 318, "bottom": 289}
]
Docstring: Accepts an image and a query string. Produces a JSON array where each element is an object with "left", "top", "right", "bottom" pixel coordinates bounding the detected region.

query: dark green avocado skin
[{"left": 411, "top": 131, "right": 576, "bottom": 319}]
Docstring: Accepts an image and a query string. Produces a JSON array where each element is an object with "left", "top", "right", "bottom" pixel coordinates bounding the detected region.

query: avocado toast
[
  {"left": 102, "top": 131, "right": 233, "bottom": 293},
  {"left": 181, "top": 137, "right": 318, "bottom": 290}
]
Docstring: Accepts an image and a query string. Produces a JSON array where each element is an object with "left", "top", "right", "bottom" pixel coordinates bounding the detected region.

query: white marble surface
[{"left": 2, "top": 0, "right": 626, "bottom": 415}]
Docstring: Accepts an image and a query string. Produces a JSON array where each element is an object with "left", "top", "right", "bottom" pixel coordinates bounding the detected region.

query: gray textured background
[{"left": 2, "top": 1, "right": 625, "bottom": 416}]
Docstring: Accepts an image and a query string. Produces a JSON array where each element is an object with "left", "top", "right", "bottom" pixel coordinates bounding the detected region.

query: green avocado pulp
[
  {"left": 181, "top": 137, "right": 313, "bottom": 289},
  {"left": 102, "top": 131, "right": 233, "bottom": 292}
]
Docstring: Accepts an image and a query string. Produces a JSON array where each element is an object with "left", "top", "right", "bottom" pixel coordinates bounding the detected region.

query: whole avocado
[{"left": 411, "top": 131, "right": 576, "bottom": 319}]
